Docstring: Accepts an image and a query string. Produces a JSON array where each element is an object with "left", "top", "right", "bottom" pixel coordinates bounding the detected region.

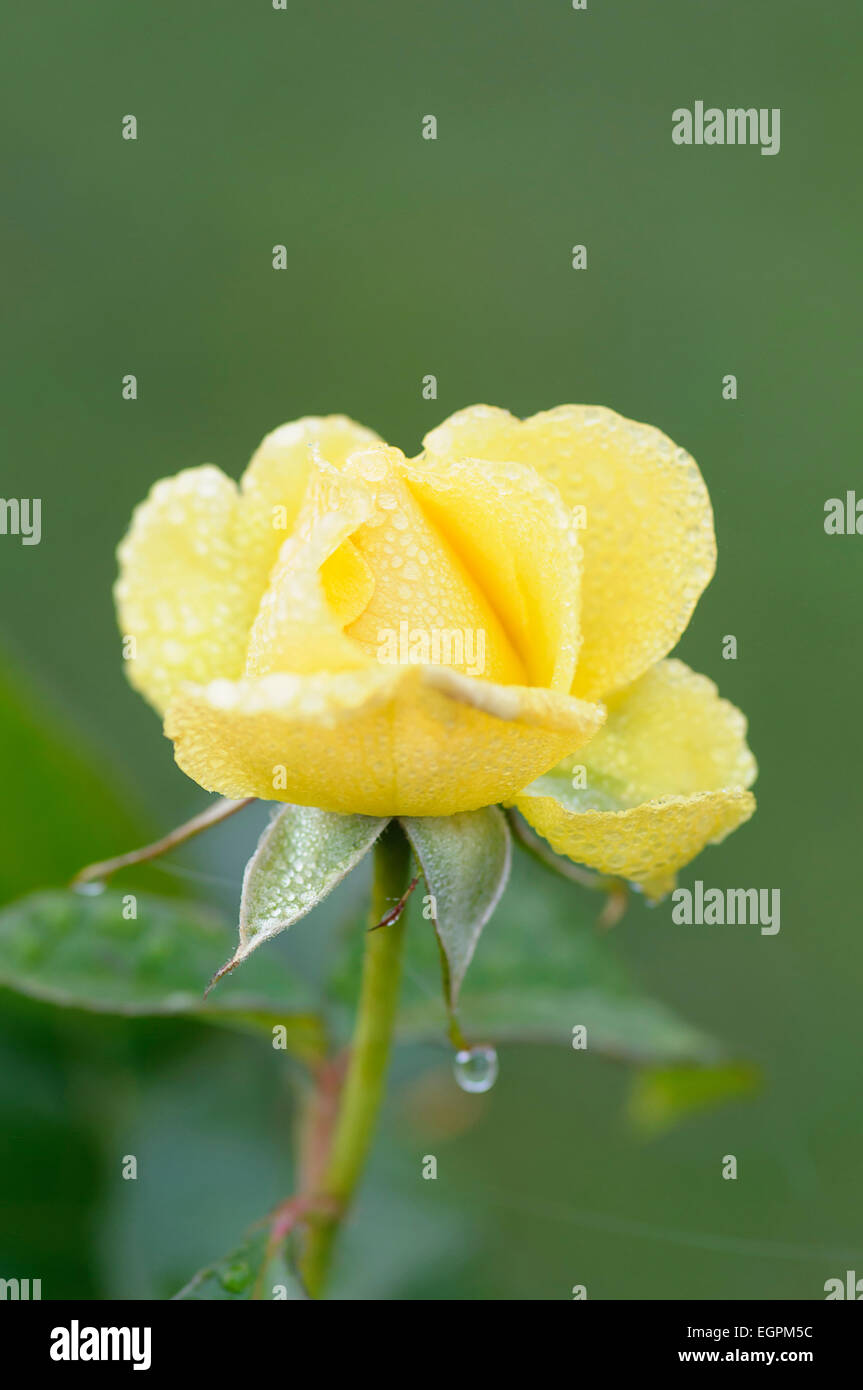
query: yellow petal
[
  {"left": 340, "top": 445, "right": 527, "bottom": 685},
  {"left": 422, "top": 405, "right": 716, "bottom": 700},
  {"left": 115, "top": 418, "right": 382, "bottom": 714},
  {"left": 244, "top": 461, "right": 375, "bottom": 677},
  {"left": 574, "top": 658, "right": 757, "bottom": 802},
  {"left": 515, "top": 659, "right": 756, "bottom": 896},
  {"left": 164, "top": 665, "right": 604, "bottom": 817},
  {"left": 115, "top": 466, "right": 256, "bottom": 715},
  {"left": 404, "top": 451, "right": 581, "bottom": 691},
  {"left": 237, "top": 414, "right": 382, "bottom": 597},
  {"left": 319, "top": 538, "right": 376, "bottom": 628},
  {"left": 517, "top": 790, "right": 755, "bottom": 900}
]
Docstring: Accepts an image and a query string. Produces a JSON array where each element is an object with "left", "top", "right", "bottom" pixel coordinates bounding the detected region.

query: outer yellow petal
[
  {"left": 421, "top": 405, "right": 716, "bottom": 700},
  {"left": 115, "top": 418, "right": 382, "bottom": 714},
  {"left": 515, "top": 659, "right": 756, "bottom": 896},
  {"left": 115, "top": 466, "right": 256, "bottom": 715},
  {"left": 517, "top": 790, "right": 755, "bottom": 900},
  {"left": 403, "top": 452, "right": 581, "bottom": 692},
  {"left": 572, "top": 658, "right": 757, "bottom": 803},
  {"left": 164, "top": 666, "right": 605, "bottom": 817}
]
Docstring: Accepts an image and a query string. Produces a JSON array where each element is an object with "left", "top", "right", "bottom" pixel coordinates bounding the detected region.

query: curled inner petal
[
  {"left": 404, "top": 451, "right": 582, "bottom": 692},
  {"left": 339, "top": 445, "right": 527, "bottom": 685}
]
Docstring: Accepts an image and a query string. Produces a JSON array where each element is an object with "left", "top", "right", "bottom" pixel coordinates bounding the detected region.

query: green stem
[{"left": 301, "top": 822, "right": 411, "bottom": 1298}]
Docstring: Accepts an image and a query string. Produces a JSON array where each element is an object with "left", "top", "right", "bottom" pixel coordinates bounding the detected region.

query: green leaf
[
  {"left": 401, "top": 808, "right": 511, "bottom": 1007},
  {"left": 391, "top": 853, "right": 723, "bottom": 1064},
  {"left": 0, "top": 650, "right": 154, "bottom": 904},
  {"left": 627, "top": 1062, "right": 761, "bottom": 1136},
  {"left": 0, "top": 890, "right": 327, "bottom": 1062},
  {"left": 220, "top": 806, "right": 388, "bottom": 979},
  {"left": 173, "top": 1228, "right": 308, "bottom": 1301}
]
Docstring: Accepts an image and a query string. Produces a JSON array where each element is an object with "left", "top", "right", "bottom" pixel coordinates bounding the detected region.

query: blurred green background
[{"left": 1, "top": 0, "right": 861, "bottom": 1299}]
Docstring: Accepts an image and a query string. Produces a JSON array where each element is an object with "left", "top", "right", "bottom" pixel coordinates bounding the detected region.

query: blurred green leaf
[
  {"left": 627, "top": 1062, "right": 761, "bottom": 1137},
  {"left": 400, "top": 988, "right": 721, "bottom": 1063},
  {"left": 332, "top": 854, "right": 725, "bottom": 1065},
  {"left": 0, "top": 891, "right": 326, "bottom": 1062},
  {"left": 401, "top": 808, "right": 511, "bottom": 1008},
  {"left": 173, "top": 1228, "right": 308, "bottom": 1301},
  {"left": 0, "top": 652, "right": 153, "bottom": 903}
]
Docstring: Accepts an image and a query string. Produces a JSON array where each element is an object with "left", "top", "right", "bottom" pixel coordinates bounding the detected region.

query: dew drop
[
  {"left": 453, "top": 1045, "right": 498, "bottom": 1094},
  {"left": 219, "top": 1260, "right": 253, "bottom": 1295},
  {"left": 356, "top": 455, "right": 388, "bottom": 483},
  {"left": 74, "top": 880, "right": 106, "bottom": 896}
]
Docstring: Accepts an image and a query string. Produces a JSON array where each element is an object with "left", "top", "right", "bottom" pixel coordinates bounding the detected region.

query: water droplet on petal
[
  {"left": 453, "top": 1045, "right": 498, "bottom": 1093},
  {"left": 356, "top": 455, "right": 388, "bottom": 483}
]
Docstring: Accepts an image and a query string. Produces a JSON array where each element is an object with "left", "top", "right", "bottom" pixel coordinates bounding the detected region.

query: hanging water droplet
[
  {"left": 74, "top": 880, "right": 106, "bottom": 896},
  {"left": 453, "top": 1045, "right": 498, "bottom": 1094},
  {"left": 218, "top": 1259, "right": 253, "bottom": 1295}
]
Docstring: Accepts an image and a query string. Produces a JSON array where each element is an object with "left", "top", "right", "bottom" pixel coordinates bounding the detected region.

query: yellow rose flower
[{"left": 115, "top": 405, "right": 756, "bottom": 895}]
